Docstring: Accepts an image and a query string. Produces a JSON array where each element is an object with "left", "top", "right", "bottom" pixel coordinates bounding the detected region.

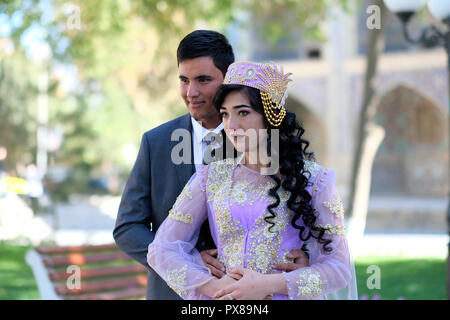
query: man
[{"left": 113, "top": 30, "right": 308, "bottom": 300}]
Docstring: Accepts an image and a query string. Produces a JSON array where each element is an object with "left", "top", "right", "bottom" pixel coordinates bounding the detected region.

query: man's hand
[
  {"left": 273, "top": 249, "right": 309, "bottom": 272},
  {"left": 200, "top": 249, "right": 226, "bottom": 278}
]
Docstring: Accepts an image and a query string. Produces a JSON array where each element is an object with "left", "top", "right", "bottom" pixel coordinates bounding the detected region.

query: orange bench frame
[{"left": 26, "top": 243, "right": 147, "bottom": 300}]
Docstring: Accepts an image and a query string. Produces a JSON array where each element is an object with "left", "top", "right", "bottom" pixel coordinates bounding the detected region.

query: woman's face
[{"left": 219, "top": 90, "right": 267, "bottom": 153}]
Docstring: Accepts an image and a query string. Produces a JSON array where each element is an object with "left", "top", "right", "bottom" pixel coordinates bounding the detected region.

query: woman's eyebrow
[{"left": 219, "top": 104, "right": 251, "bottom": 110}]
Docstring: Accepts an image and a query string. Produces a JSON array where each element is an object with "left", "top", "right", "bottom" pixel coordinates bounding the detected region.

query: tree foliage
[
  {"left": 0, "top": 0, "right": 348, "bottom": 194},
  {"left": 0, "top": 49, "right": 40, "bottom": 174}
]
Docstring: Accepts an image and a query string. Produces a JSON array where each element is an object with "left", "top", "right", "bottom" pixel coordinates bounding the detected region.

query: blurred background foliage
[{"left": 0, "top": 0, "right": 348, "bottom": 202}]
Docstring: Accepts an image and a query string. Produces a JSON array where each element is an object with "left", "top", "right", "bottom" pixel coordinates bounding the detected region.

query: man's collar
[{"left": 191, "top": 117, "right": 223, "bottom": 144}]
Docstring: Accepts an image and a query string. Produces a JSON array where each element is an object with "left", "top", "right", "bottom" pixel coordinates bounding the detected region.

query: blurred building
[{"left": 228, "top": 2, "right": 448, "bottom": 233}]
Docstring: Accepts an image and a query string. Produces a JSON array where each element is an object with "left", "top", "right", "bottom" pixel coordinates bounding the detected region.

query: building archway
[
  {"left": 286, "top": 96, "right": 329, "bottom": 165},
  {"left": 371, "top": 84, "right": 448, "bottom": 197}
]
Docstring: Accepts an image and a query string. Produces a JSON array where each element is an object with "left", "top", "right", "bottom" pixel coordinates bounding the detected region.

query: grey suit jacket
[{"left": 113, "top": 113, "right": 220, "bottom": 299}]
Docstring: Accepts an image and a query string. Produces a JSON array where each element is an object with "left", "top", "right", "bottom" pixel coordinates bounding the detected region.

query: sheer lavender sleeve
[
  {"left": 147, "top": 165, "right": 215, "bottom": 299},
  {"left": 283, "top": 168, "right": 356, "bottom": 299}
]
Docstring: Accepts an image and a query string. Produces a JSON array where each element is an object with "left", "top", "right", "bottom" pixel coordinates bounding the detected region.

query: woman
[{"left": 147, "top": 61, "right": 357, "bottom": 300}]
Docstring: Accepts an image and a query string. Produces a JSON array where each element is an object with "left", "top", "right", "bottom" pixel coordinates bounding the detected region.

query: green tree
[
  {"left": 0, "top": 49, "right": 40, "bottom": 174},
  {"left": 0, "top": 0, "right": 349, "bottom": 195}
]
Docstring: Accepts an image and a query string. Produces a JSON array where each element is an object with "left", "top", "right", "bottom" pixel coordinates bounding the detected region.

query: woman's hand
[
  {"left": 198, "top": 274, "right": 237, "bottom": 298},
  {"left": 213, "top": 267, "right": 272, "bottom": 300}
]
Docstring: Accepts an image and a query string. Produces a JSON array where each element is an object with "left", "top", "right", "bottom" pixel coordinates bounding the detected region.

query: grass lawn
[
  {"left": 0, "top": 243, "right": 39, "bottom": 299},
  {"left": 355, "top": 255, "right": 446, "bottom": 300},
  {"left": 0, "top": 242, "right": 446, "bottom": 300}
]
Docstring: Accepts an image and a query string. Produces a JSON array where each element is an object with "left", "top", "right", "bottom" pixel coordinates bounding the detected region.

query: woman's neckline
[
  {"left": 238, "top": 163, "right": 265, "bottom": 175},
  {"left": 237, "top": 162, "right": 284, "bottom": 179},
  {"left": 231, "top": 153, "right": 281, "bottom": 177}
]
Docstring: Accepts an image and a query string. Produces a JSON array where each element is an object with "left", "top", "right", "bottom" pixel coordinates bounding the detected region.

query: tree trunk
[
  {"left": 346, "top": 0, "right": 386, "bottom": 249},
  {"left": 445, "top": 21, "right": 450, "bottom": 300}
]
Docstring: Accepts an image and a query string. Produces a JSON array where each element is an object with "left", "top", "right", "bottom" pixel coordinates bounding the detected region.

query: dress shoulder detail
[{"left": 303, "top": 159, "right": 322, "bottom": 175}]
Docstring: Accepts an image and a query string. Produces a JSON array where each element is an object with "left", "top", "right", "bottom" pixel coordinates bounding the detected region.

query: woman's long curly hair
[{"left": 213, "top": 84, "right": 332, "bottom": 253}]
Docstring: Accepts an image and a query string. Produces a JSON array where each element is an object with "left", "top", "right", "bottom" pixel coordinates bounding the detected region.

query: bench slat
[
  {"left": 49, "top": 264, "right": 147, "bottom": 281},
  {"left": 36, "top": 244, "right": 118, "bottom": 254},
  {"left": 29, "top": 243, "right": 148, "bottom": 300},
  {"left": 43, "top": 252, "right": 131, "bottom": 267},
  {"left": 65, "top": 287, "right": 147, "bottom": 300},
  {"left": 54, "top": 275, "right": 147, "bottom": 295}
]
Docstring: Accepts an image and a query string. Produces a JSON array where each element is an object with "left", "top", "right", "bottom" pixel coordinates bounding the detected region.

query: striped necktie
[{"left": 202, "top": 132, "right": 219, "bottom": 165}]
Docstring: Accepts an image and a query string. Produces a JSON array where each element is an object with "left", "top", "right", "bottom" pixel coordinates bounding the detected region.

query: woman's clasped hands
[{"left": 212, "top": 267, "right": 276, "bottom": 300}]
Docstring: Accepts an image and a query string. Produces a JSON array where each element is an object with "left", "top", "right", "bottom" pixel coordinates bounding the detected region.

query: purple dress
[{"left": 147, "top": 158, "right": 353, "bottom": 300}]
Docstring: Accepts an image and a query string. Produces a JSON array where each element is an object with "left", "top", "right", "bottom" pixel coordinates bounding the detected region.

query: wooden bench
[{"left": 25, "top": 243, "right": 147, "bottom": 300}]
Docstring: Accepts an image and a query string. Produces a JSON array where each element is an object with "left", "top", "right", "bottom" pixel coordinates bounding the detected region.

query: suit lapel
[
  {"left": 171, "top": 114, "right": 195, "bottom": 189},
  {"left": 170, "top": 115, "right": 236, "bottom": 189}
]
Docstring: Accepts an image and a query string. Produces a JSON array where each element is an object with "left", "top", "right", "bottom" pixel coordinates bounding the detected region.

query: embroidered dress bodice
[{"left": 148, "top": 158, "right": 353, "bottom": 300}]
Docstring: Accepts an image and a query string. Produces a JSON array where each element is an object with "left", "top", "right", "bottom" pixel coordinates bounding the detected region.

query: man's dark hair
[{"left": 177, "top": 30, "right": 235, "bottom": 76}]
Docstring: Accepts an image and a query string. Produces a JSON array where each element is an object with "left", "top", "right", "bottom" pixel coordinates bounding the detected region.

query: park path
[
  {"left": 51, "top": 195, "right": 448, "bottom": 259},
  {"left": 1, "top": 193, "right": 447, "bottom": 259}
]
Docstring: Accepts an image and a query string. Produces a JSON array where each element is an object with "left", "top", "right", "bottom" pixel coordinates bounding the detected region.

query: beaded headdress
[{"left": 223, "top": 61, "right": 292, "bottom": 127}]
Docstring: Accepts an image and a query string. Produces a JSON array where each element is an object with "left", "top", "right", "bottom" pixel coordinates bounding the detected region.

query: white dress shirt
[{"left": 191, "top": 117, "right": 223, "bottom": 172}]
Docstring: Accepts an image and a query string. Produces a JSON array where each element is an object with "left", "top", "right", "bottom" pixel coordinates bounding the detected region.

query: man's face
[{"left": 179, "top": 56, "right": 224, "bottom": 129}]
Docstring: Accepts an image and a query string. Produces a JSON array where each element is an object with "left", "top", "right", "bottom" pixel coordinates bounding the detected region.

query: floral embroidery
[
  {"left": 206, "top": 158, "right": 297, "bottom": 274},
  {"left": 173, "top": 183, "right": 192, "bottom": 207},
  {"left": 207, "top": 159, "right": 246, "bottom": 269},
  {"left": 168, "top": 209, "right": 193, "bottom": 224},
  {"left": 303, "top": 160, "right": 321, "bottom": 175},
  {"left": 229, "top": 173, "right": 277, "bottom": 207},
  {"left": 208, "top": 183, "right": 219, "bottom": 194},
  {"left": 234, "top": 181, "right": 246, "bottom": 191},
  {"left": 279, "top": 191, "right": 289, "bottom": 202},
  {"left": 247, "top": 192, "right": 293, "bottom": 273},
  {"left": 323, "top": 195, "right": 345, "bottom": 219},
  {"left": 229, "top": 180, "right": 253, "bottom": 206},
  {"left": 315, "top": 223, "right": 346, "bottom": 235},
  {"left": 167, "top": 264, "right": 188, "bottom": 297},
  {"left": 296, "top": 268, "right": 326, "bottom": 299}
]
